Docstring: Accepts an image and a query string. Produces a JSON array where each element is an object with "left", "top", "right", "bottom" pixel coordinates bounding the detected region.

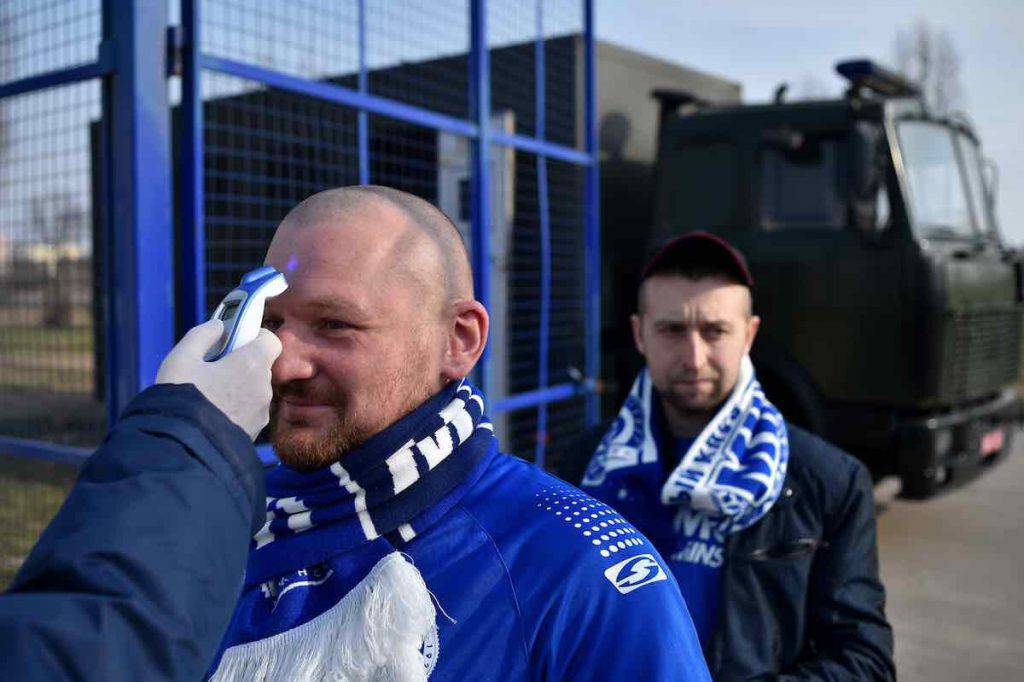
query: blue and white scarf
[
  {"left": 211, "top": 380, "right": 496, "bottom": 681},
  {"left": 582, "top": 356, "right": 788, "bottom": 534}
]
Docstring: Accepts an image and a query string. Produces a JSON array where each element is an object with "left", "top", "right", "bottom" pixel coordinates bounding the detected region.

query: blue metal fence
[
  {"left": 0, "top": 0, "right": 157, "bottom": 586},
  {"left": 0, "top": 0, "right": 107, "bottom": 461},
  {"left": 0, "top": 0, "right": 599, "bottom": 478}
]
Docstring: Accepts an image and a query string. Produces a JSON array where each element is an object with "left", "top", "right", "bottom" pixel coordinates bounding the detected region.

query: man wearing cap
[{"left": 581, "top": 232, "right": 894, "bottom": 680}]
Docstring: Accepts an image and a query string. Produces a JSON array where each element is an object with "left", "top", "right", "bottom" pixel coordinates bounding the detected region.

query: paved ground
[{"left": 877, "top": 429, "right": 1024, "bottom": 680}]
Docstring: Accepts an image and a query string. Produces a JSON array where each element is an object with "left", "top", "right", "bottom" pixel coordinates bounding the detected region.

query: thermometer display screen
[{"left": 219, "top": 300, "right": 242, "bottom": 321}]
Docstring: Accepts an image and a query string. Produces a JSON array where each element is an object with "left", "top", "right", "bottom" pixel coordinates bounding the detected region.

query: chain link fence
[{"left": 0, "top": 0, "right": 104, "bottom": 589}]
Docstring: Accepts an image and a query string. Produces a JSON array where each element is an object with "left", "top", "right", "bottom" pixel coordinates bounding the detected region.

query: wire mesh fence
[
  {"left": 0, "top": 0, "right": 101, "bottom": 84},
  {"left": 0, "top": 454, "right": 78, "bottom": 589},
  {"left": 0, "top": 0, "right": 595, "bottom": 582},
  {"left": 202, "top": 0, "right": 360, "bottom": 80},
  {"left": 195, "top": 2, "right": 593, "bottom": 476},
  {"left": 0, "top": 0, "right": 105, "bottom": 446},
  {"left": 366, "top": 0, "right": 470, "bottom": 119},
  {"left": 0, "top": 0, "right": 106, "bottom": 589},
  {"left": 200, "top": 71, "right": 362, "bottom": 310}
]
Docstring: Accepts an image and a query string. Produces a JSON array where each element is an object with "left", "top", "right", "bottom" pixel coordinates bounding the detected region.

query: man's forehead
[
  {"left": 262, "top": 269, "right": 375, "bottom": 314},
  {"left": 266, "top": 207, "right": 416, "bottom": 282},
  {"left": 264, "top": 222, "right": 438, "bottom": 319},
  {"left": 642, "top": 275, "right": 751, "bottom": 317}
]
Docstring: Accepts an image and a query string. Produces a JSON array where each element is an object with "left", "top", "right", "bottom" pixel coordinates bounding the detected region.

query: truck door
[{"left": 747, "top": 125, "right": 911, "bottom": 407}]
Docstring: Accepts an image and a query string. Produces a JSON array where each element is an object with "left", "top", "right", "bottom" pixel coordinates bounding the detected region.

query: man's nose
[
  {"left": 679, "top": 332, "right": 707, "bottom": 372},
  {"left": 271, "top": 325, "right": 317, "bottom": 385}
]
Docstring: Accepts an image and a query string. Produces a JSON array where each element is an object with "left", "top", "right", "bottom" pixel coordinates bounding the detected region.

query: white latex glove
[{"left": 155, "top": 319, "right": 282, "bottom": 440}]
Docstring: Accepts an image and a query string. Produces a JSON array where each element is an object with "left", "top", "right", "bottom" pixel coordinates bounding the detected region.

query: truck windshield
[
  {"left": 956, "top": 133, "right": 998, "bottom": 240},
  {"left": 896, "top": 120, "right": 978, "bottom": 239}
]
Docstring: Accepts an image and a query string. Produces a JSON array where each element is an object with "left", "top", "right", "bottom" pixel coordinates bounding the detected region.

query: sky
[{"left": 595, "top": 0, "right": 1024, "bottom": 245}]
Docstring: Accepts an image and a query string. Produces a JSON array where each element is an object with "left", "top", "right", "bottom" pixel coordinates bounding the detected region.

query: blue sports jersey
[{"left": 214, "top": 445, "right": 711, "bottom": 680}]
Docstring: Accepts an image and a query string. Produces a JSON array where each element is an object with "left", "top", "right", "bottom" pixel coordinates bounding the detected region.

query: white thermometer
[{"left": 205, "top": 265, "right": 288, "bottom": 362}]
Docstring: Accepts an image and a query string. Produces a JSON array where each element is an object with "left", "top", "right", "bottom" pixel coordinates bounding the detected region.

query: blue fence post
[
  {"left": 469, "top": 0, "right": 492, "bottom": 399},
  {"left": 102, "top": 0, "right": 175, "bottom": 422},
  {"left": 179, "top": 0, "right": 206, "bottom": 332},
  {"left": 357, "top": 0, "right": 370, "bottom": 185},
  {"left": 534, "top": 0, "right": 551, "bottom": 467},
  {"left": 583, "top": 0, "right": 601, "bottom": 428}
]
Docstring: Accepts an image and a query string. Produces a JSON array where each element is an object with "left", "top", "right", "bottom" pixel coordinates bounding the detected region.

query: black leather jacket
[
  {"left": 576, "top": 423, "right": 895, "bottom": 680},
  {"left": 707, "top": 424, "right": 894, "bottom": 680}
]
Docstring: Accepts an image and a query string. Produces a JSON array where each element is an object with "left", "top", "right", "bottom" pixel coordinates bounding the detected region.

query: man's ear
[
  {"left": 631, "top": 313, "right": 645, "bottom": 355},
  {"left": 441, "top": 300, "right": 489, "bottom": 381},
  {"left": 745, "top": 315, "right": 761, "bottom": 354}
]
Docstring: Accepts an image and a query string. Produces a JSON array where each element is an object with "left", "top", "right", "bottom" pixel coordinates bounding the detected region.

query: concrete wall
[{"left": 596, "top": 40, "right": 741, "bottom": 166}]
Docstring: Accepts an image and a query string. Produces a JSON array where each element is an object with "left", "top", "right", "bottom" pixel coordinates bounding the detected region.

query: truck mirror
[
  {"left": 850, "top": 122, "right": 884, "bottom": 233},
  {"left": 851, "top": 122, "right": 881, "bottom": 198}
]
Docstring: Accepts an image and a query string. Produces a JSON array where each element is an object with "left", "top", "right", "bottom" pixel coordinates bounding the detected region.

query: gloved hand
[{"left": 155, "top": 319, "right": 282, "bottom": 440}]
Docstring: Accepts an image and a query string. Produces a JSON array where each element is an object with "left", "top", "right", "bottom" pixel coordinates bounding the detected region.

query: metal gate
[{"left": 0, "top": 0, "right": 599, "bottom": 581}]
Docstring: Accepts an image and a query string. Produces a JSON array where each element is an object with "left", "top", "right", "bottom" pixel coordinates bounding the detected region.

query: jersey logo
[{"left": 603, "top": 553, "right": 668, "bottom": 594}]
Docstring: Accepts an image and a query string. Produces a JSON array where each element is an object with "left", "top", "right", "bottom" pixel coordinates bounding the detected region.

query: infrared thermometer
[{"left": 204, "top": 265, "right": 288, "bottom": 361}]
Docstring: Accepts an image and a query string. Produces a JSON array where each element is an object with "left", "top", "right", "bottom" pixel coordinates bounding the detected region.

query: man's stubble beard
[
  {"left": 270, "top": 351, "right": 438, "bottom": 472},
  {"left": 655, "top": 372, "right": 732, "bottom": 437},
  {"left": 661, "top": 388, "right": 718, "bottom": 423}
]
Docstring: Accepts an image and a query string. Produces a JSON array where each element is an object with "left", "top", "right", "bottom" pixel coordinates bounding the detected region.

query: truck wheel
[{"left": 898, "top": 467, "right": 943, "bottom": 500}]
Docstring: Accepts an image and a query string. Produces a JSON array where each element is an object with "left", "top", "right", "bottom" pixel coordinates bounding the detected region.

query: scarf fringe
[{"left": 212, "top": 553, "right": 437, "bottom": 682}]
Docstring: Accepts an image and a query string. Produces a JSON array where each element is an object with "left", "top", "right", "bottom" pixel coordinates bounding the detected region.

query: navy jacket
[
  {"left": 583, "top": 423, "right": 895, "bottom": 680},
  {"left": 0, "top": 384, "right": 265, "bottom": 681},
  {"left": 706, "top": 425, "right": 894, "bottom": 680}
]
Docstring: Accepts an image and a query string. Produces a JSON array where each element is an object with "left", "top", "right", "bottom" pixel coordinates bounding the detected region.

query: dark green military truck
[{"left": 623, "top": 60, "right": 1021, "bottom": 498}]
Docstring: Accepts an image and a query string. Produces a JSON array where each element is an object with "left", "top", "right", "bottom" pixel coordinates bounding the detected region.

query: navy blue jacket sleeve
[{"left": 0, "top": 383, "right": 265, "bottom": 681}]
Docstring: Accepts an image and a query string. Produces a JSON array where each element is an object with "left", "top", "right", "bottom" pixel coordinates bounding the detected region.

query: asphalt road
[{"left": 877, "top": 429, "right": 1024, "bottom": 680}]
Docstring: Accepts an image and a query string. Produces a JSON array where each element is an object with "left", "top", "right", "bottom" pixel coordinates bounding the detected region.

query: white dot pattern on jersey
[{"left": 534, "top": 486, "right": 647, "bottom": 560}]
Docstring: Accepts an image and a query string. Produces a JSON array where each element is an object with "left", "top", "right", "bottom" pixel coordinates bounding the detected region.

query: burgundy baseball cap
[{"left": 640, "top": 231, "right": 754, "bottom": 288}]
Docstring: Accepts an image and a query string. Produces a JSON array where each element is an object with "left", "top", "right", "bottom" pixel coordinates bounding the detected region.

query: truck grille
[{"left": 944, "top": 308, "right": 1022, "bottom": 401}]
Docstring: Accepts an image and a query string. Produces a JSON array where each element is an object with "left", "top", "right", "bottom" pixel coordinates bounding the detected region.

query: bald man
[{"left": 208, "top": 187, "right": 710, "bottom": 681}]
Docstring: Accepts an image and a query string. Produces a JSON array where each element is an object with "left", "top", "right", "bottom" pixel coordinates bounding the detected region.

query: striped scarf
[
  {"left": 582, "top": 356, "right": 788, "bottom": 534},
  {"left": 211, "top": 380, "right": 496, "bottom": 681}
]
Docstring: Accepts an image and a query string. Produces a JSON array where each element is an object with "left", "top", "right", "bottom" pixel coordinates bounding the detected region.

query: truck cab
[{"left": 646, "top": 60, "right": 1021, "bottom": 498}]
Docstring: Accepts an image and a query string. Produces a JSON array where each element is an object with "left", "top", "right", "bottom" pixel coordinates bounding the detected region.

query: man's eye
[
  {"left": 322, "top": 319, "right": 349, "bottom": 332},
  {"left": 702, "top": 327, "right": 726, "bottom": 341}
]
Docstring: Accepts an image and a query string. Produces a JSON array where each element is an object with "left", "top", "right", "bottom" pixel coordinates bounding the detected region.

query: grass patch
[
  {"left": 0, "top": 326, "right": 95, "bottom": 392},
  {"left": 0, "top": 458, "right": 76, "bottom": 589},
  {"left": 0, "top": 326, "right": 93, "bottom": 352}
]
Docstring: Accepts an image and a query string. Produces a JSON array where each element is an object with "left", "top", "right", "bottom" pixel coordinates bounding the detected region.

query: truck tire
[{"left": 898, "top": 469, "right": 941, "bottom": 500}]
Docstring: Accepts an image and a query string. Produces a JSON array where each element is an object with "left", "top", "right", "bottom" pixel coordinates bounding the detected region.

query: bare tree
[
  {"left": 30, "top": 193, "right": 87, "bottom": 327},
  {"left": 893, "top": 18, "right": 963, "bottom": 114}
]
